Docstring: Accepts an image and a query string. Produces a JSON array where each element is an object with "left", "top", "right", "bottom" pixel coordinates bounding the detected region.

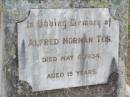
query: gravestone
[
  {"left": 0, "top": 0, "right": 128, "bottom": 97},
  {"left": 18, "top": 8, "right": 119, "bottom": 91}
]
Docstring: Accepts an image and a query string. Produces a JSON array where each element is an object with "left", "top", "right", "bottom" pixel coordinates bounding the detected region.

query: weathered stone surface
[
  {"left": 0, "top": 1, "right": 6, "bottom": 97},
  {"left": 0, "top": 0, "right": 128, "bottom": 97},
  {"left": 18, "top": 8, "right": 119, "bottom": 91}
]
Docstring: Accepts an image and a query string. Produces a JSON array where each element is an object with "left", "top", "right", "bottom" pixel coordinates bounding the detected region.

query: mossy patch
[
  {"left": 89, "top": 0, "right": 109, "bottom": 7},
  {"left": 111, "top": 0, "right": 121, "bottom": 5}
]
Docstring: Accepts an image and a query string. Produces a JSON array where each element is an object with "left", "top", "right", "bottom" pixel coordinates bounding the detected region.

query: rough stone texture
[
  {"left": 0, "top": 0, "right": 6, "bottom": 97},
  {"left": 18, "top": 8, "right": 120, "bottom": 91},
  {"left": 0, "top": 0, "right": 128, "bottom": 97}
]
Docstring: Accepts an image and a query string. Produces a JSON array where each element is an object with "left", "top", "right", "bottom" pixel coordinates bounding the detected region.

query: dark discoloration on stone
[
  {"left": 17, "top": 73, "right": 118, "bottom": 97},
  {"left": 20, "top": 40, "right": 26, "bottom": 70}
]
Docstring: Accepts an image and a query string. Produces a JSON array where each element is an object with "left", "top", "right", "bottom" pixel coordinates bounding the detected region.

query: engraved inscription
[{"left": 18, "top": 8, "right": 119, "bottom": 91}]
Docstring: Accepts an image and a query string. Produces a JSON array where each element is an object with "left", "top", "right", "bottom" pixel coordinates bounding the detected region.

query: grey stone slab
[
  {"left": 18, "top": 8, "right": 119, "bottom": 91},
  {"left": 0, "top": 0, "right": 128, "bottom": 97}
]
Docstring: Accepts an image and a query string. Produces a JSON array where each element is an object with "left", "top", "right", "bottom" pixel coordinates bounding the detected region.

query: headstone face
[
  {"left": 0, "top": 0, "right": 128, "bottom": 97},
  {"left": 18, "top": 8, "right": 119, "bottom": 91}
]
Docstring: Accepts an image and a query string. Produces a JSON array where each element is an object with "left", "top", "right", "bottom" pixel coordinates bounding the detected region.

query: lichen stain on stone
[
  {"left": 0, "top": 5, "right": 3, "bottom": 12},
  {"left": 89, "top": 0, "right": 109, "bottom": 7},
  {"left": 52, "top": 0, "right": 61, "bottom": 8},
  {"left": 111, "top": 0, "right": 121, "bottom": 5}
]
